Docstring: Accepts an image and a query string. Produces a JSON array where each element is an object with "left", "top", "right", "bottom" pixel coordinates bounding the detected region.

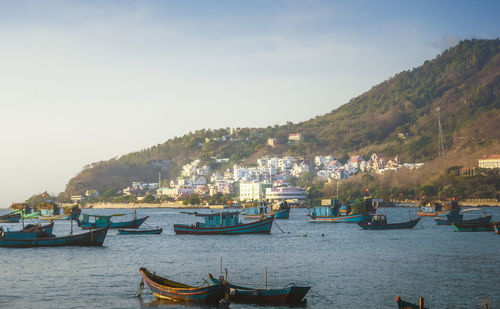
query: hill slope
[{"left": 65, "top": 39, "right": 500, "bottom": 196}]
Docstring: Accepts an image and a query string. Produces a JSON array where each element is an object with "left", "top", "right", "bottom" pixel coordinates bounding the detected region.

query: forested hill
[{"left": 65, "top": 39, "right": 500, "bottom": 196}]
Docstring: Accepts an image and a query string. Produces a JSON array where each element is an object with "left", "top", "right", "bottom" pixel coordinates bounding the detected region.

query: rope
[
  {"left": 273, "top": 219, "right": 287, "bottom": 234},
  {"left": 135, "top": 278, "right": 144, "bottom": 297}
]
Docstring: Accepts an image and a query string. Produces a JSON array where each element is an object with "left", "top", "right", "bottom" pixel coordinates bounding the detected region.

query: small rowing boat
[
  {"left": 118, "top": 228, "right": 162, "bottom": 235},
  {"left": 451, "top": 222, "right": 494, "bottom": 232},
  {"left": 357, "top": 214, "right": 421, "bottom": 230},
  {"left": 139, "top": 267, "right": 226, "bottom": 303}
]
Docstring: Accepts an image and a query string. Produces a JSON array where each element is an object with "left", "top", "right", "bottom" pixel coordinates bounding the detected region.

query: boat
[
  {"left": 208, "top": 274, "right": 310, "bottom": 304},
  {"left": 451, "top": 222, "right": 494, "bottom": 232},
  {"left": 0, "top": 212, "right": 21, "bottom": 223},
  {"left": 10, "top": 203, "right": 40, "bottom": 219},
  {"left": 416, "top": 202, "right": 449, "bottom": 217},
  {"left": 307, "top": 198, "right": 375, "bottom": 223},
  {"left": 76, "top": 213, "right": 149, "bottom": 229},
  {"left": 242, "top": 201, "right": 290, "bottom": 219},
  {"left": 38, "top": 202, "right": 60, "bottom": 216},
  {"left": 357, "top": 214, "right": 421, "bottom": 230},
  {"left": 396, "top": 296, "right": 427, "bottom": 309},
  {"left": 494, "top": 223, "right": 499, "bottom": 234},
  {"left": 0, "top": 227, "right": 108, "bottom": 248},
  {"left": 39, "top": 204, "right": 81, "bottom": 220},
  {"left": 173, "top": 211, "right": 273, "bottom": 235},
  {"left": 118, "top": 228, "right": 163, "bottom": 235},
  {"left": 139, "top": 267, "right": 226, "bottom": 303},
  {"left": 435, "top": 208, "right": 492, "bottom": 225},
  {"left": 0, "top": 222, "right": 55, "bottom": 239}
]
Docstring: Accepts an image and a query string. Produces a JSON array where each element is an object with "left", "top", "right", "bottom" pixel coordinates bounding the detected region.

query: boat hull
[
  {"left": 118, "top": 228, "right": 162, "bottom": 235},
  {"left": 358, "top": 218, "right": 421, "bottom": 230},
  {"left": 416, "top": 210, "right": 449, "bottom": 217},
  {"left": 174, "top": 217, "right": 273, "bottom": 235},
  {"left": 209, "top": 277, "right": 309, "bottom": 304},
  {"left": 140, "top": 268, "right": 225, "bottom": 303},
  {"left": 435, "top": 215, "right": 492, "bottom": 225},
  {"left": 0, "top": 228, "right": 108, "bottom": 248},
  {"left": 451, "top": 222, "right": 494, "bottom": 232},
  {"left": 308, "top": 212, "right": 373, "bottom": 223},
  {"left": 77, "top": 216, "right": 149, "bottom": 229}
]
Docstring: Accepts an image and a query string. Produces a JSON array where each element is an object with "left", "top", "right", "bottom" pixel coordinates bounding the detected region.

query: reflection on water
[{"left": 0, "top": 207, "right": 499, "bottom": 308}]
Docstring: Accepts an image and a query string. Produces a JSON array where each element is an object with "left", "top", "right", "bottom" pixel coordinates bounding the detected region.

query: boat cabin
[
  {"left": 194, "top": 212, "right": 242, "bottom": 228},
  {"left": 38, "top": 202, "right": 61, "bottom": 216},
  {"left": 80, "top": 214, "right": 112, "bottom": 225},
  {"left": 10, "top": 203, "right": 32, "bottom": 214}
]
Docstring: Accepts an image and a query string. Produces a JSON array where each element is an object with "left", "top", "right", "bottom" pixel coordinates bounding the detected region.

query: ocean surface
[{"left": 0, "top": 207, "right": 499, "bottom": 309}]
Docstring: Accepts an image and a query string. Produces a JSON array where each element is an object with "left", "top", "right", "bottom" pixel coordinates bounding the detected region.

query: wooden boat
[
  {"left": 0, "top": 222, "right": 55, "bottom": 239},
  {"left": 173, "top": 211, "right": 273, "bottom": 235},
  {"left": 416, "top": 202, "right": 448, "bottom": 217},
  {"left": 118, "top": 228, "right": 162, "bottom": 235},
  {"left": 451, "top": 222, "right": 494, "bottom": 232},
  {"left": 357, "top": 214, "right": 421, "bottom": 230},
  {"left": 38, "top": 202, "right": 60, "bottom": 216},
  {"left": 308, "top": 198, "right": 375, "bottom": 223},
  {"left": 435, "top": 213, "right": 492, "bottom": 225},
  {"left": 208, "top": 274, "right": 310, "bottom": 304},
  {"left": 0, "top": 227, "right": 108, "bottom": 247},
  {"left": 242, "top": 201, "right": 290, "bottom": 220},
  {"left": 0, "top": 212, "right": 21, "bottom": 223},
  {"left": 396, "top": 296, "right": 427, "bottom": 309},
  {"left": 139, "top": 267, "right": 226, "bottom": 303},
  {"left": 76, "top": 213, "right": 149, "bottom": 229}
]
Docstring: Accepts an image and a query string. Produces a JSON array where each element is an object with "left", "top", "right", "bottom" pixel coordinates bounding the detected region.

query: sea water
[{"left": 0, "top": 207, "right": 499, "bottom": 308}]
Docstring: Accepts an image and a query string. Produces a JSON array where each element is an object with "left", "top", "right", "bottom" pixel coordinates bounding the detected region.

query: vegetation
[{"left": 58, "top": 39, "right": 500, "bottom": 201}]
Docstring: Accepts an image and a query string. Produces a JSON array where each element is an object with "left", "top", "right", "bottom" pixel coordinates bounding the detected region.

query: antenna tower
[{"left": 436, "top": 107, "right": 445, "bottom": 157}]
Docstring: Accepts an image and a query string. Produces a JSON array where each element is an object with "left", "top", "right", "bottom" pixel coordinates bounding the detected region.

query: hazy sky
[{"left": 1, "top": 1, "right": 499, "bottom": 207}]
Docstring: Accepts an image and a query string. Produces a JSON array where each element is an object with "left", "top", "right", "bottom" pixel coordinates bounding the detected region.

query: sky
[{"left": 0, "top": 0, "right": 499, "bottom": 207}]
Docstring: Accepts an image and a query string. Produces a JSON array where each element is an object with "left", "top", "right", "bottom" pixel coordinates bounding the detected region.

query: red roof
[{"left": 483, "top": 154, "right": 500, "bottom": 160}]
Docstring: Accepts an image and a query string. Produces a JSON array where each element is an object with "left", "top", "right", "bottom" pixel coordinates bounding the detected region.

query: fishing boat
[
  {"left": 242, "top": 201, "right": 290, "bottom": 219},
  {"left": 208, "top": 274, "right": 310, "bottom": 304},
  {"left": 435, "top": 208, "right": 492, "bottom": 225},
  {"left": 38, "top": 202, "right": 60, "bottom": 216},
  {"left": 0, "top": 212, "right": 21, "bottom": 223},
  {"left": 0, "top": 227, "right": 108, "bottom": 248},
  {"left": 357, "top": 214, "right": 421, "bottom": 230},
  {"left": 10, "top": 203, "right": 40, "bottom": 219},
  {"left": 451, "top": 222, "right": 494, "bottom": 232},
  {"left": 139, "top": 267, "right": 226, "bottom": 303},
  {"left": 0, "top": 222, "right": 55, "bottom": 239},
  {"left": 396, "top": 296, "right": 427, "bottom": 309},
  {"left": 307, "top": 198, "right": 375, "bottom": 223},
  {"left": 118, "top": 228, "right": 162, "bottom": 235},
  {"left": 76, "top": 213, "right": 149, "bottom": 229},
  {"left": 39, "top": 204, "right": 81, "bottom": 220},
  {"left": 173, "top": 211, "right": 273, "bottom": 235},
  {"left": 416, "top": 202, "right": 448, "bottom": 217}
]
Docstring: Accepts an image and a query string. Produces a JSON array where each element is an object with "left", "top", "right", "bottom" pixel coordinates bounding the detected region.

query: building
[
  {"left": 265, "top": 187, "right": 306, "bottom": 201},
  {"left": 239, "top": 182, "right": 272, "bottom": 201},
  {"left": 478, "top": 155, "right": 500, "bottom": 169},
  {"left": 267, "top": 138, "right": 278, "bottom": 147},
  {"left": 288, "top": 133, "right": 302, "bottom": 143}
]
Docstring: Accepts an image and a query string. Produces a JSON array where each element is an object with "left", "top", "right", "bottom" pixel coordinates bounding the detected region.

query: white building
[
  {"left": 478, "top": 155, "right": 500, "bottom": 169},
  {"left": 266, "top": 187, "right": 306, "bottom": 201},
  {"left": 239, "top": 182, "right": 272, "bottom": 201}
]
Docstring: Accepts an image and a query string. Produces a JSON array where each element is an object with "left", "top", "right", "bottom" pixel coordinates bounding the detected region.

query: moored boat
[
  {"left": 139, "top": 267, "right": 226, "bottom": 303},
  {"left": 173, "top": 211, "right": 273, "bottom": 235},
  {"left": 208, "top": 274, "right": 310, "bottom": 304},
  {"left": 118, "top": 228, "right": 162, "bottom": 235},
  {"left": 0, "top": 212, "right": 21, "bottom": 223},
  {"left": 396, "top": 296, "right": 427, "bottom": 309},
  {"left": 0, "top": 222, "right": 55, "bottom": 239},
  {"left": 416, "top": 201, "right": 448, "bottom": 217},
  {"left": 451, "top": 222, "right": 494, "bottom": 232},
  {"left": 308, "top": 198, "right": 375, "bottom": 223},
  {"left": 76, "top": 213, "right": 149, "bottom": 229},
  {"left": 0, "top": 227, "right": 108, "bottom": 248},
  {"left": 38, "top": 202, "right": 60, "bottom": 217},
  {"left": 242, "top": 201, "right": 290, "bottom": 219},
  {"left": 358, "top": 214, "right": 421, "bottom": 230}
]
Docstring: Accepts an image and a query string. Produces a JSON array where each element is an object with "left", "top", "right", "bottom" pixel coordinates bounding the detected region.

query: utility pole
[{"left": 436, "top": 107, "right": 445, "bottom": 157}]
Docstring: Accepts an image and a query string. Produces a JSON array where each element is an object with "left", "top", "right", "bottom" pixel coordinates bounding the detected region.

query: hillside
[{"left": 65, "top": 39, "right": 500, "bottom": 196}]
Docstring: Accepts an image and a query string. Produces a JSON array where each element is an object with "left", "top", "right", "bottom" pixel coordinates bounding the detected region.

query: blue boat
[
  {"left": 38, "top": 202, "right": 60, "bottom": 216},
  {"left": 0, "top": 227, "right": 108, "bottom": 248},
  {"left": 0, "top": 212, "right": 21, "bottom": 223},
  {"left": 242, "top": 201, "right": 290, "bottom": 219},
  {"left": 434, "top": 208, "right": 492, "bottom": 225},
  {"left": 208, "top": 274, "right": 310, "bottom": 304},
  {"left": 139, "top": 267, "right": 226, "bottom": 303},
  {"left": 0, "top": 222, "right": 55, "bottom": 239},
  {"left": 118, "top": 228, "right": 163, "bottom": 235},
  {"left": 173, "top": 211, "right": 273, "bottom": 234},
  {"left": 357, "top": 214, "right": 421, "bottom": 230},
  {"left": 308, "top": 198, "right": 374, "bottom": 223},
  {"left": 76, "top": 213, "right": 149, "bottom": 229}
]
